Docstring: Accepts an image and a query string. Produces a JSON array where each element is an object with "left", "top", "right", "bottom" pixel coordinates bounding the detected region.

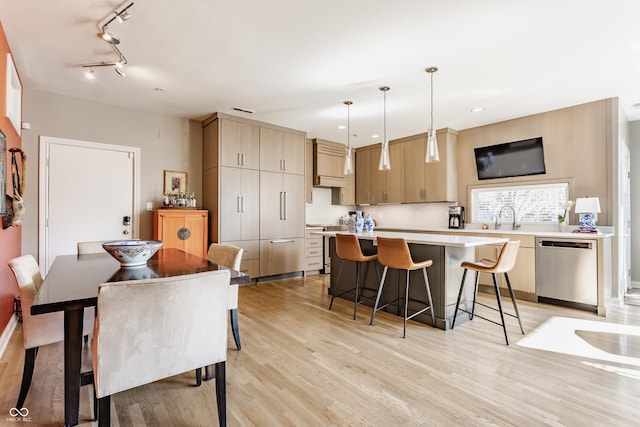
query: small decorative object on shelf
[
  {"left": 347, "top": 214, "right": 356, "bottom": 233},
  {"left": 355, "top": 210, "right": 364, "bottom": 233},
  {"left": 363, "top": 214, "right": 375, "bottom": 232},
  {"left": 557, "top": 200, "right": 574, "bottom": 232},
  {"left": 162, "top": 192, "right": 197, "bottom": 208}
]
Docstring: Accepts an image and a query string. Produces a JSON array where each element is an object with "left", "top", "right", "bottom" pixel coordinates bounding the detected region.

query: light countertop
[
  {"left": 311, "top": 230, "right": 508, "bottom": 248},
  {"left": 372, "top": 226, "right": 614, "bottom": 240}
]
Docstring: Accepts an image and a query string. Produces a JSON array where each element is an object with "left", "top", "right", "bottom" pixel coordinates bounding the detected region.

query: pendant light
[
  {"left": 425, "top": 67, "right": 440, "bottom": 163},
  {"left": 378, "top": 86, "right": 391, "bottom": 170},
  {"left": 343, "top": 100, "right": 354, "bottom": 175}
]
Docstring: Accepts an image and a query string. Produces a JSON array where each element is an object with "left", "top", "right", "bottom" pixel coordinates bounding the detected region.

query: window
[{"left": 470, "top": 182, "right": 569, "bottom": 224}]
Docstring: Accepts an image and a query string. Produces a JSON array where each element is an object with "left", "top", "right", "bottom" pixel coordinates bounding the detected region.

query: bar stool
[
  {"left": 370, "top": 237, "right": 435, "bottom": 338},
  {"left": 329, "top": 233, "right": 380, "bottom": 320},
  {"left": 452, "top": 240, "right": 524, "bottom": 345}
]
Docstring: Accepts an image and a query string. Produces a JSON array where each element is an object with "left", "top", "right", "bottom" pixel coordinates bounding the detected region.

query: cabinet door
[
  {"left": 369, "top": 145, "right": 385, "bottom": 204},
  {"left": 305, "top": 139, "right": 313, "bottom": 203},
  {"left": 259, "top": 238, "right": 304, "bottom": 277},
  {"left": 260, "top": 127, "right": 284, "bottom": 173},
  {"left": 202, "top": 121, "right": 219, "bottom": 171},
  {"left": 183, "top": 214, "right": 207, "bottom": 257},
  {"left": 259, "top": 171, "right": 284, "bottom": 239},
  {"left": 220, "top": 167, "right": 242, "bottom": 241},
  {"left": 355, "top": 149, "right": 371, "bottom": 205},
  {"left": 282, "top": 173, "right": 305, "bottom": 238},
  {"left": 403, "top": 137, "right": 427, "bottom": 202},
  {"left": 386, "top": 143, "right": 404, "bottom": 203},
  {"left": 241, "top": 123, "right": 261, "bottom": 170},
  {"left": 240, "top": 169, "right": 260, "bottom": 240},
  {"left": 220, "top": 167, "right": 260, "bottom": 241},
  {"left": 332, "top": 171, "right": 355, "bottom": 205},
  {"left": 220, "top": 120, "right": 261, "bottom": 169},
  {"left": 283, "top": 132, "right": 305, "bottom": 175},
  {"left": 220, "top": 119, "right": 243, "bottom": 168}
]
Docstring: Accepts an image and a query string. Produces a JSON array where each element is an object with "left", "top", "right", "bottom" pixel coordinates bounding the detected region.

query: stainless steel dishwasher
[{"left": 535, "top": 237, "right": 598, "bottom": 310}]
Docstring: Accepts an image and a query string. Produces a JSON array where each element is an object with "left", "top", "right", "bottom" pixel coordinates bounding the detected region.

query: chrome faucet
[{"left": 498, "top": 205, "right": 520, "bottom": 230}]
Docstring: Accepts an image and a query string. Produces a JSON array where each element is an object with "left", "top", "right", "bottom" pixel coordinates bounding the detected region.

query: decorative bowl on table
[{"left": 102, "top": 240, "right": 163, "bottom": 267}]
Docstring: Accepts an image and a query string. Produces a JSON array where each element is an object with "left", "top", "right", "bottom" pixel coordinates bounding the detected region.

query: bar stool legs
[
  {"left": 370, "top": 265, "right": 435, "bottom": 338},
  {"left": 452, "top": 269, "right": 524, "bottom": 345},
  {"left": 329, "top": 258, "right": 379, "bottom": 320}
]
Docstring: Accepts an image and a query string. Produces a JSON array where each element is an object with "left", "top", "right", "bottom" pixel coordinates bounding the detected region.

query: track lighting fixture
[
  {"left": 98, "top": 25, "right": 120, "bottom": 45},
  {"left": 82, "top": 2, "right": 134, "bottom": 79}
]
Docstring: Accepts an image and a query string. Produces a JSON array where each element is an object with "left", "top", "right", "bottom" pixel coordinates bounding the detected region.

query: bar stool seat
[
  {"left": 329, "top": 233, "right": 380, "bottom": 320},
  {"left": 452, "top": 240, "right": 524, "bottom": 345},
  {"left": 370, "top": 237, "right": 435, "bottom": 338}
]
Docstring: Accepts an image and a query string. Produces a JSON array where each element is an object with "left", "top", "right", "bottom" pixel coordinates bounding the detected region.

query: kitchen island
[{"left": 312, "top": 230, "right": 508, "bottom": 330}]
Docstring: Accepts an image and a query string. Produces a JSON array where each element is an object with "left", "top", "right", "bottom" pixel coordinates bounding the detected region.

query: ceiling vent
[{"left": 232, "top": 107, "right": 254, "bottom": 114}]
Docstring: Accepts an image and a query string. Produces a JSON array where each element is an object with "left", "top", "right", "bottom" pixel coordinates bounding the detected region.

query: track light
[
  {"left": 82, "top": 2, "right": 134, "bottom": 79},
  {"left": 85, "top": 67, "right": 95, "bottom": 80},
  {"left": 116, "top": 8, "right": 132, "bottom": 23},
  {"left": 98, "top": 26, "right": 120, "bottom": 44}
]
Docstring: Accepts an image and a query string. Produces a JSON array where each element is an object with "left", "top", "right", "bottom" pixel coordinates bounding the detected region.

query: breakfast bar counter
[{"left": 312, "top": 231, "right": 508, "bottom": 330}]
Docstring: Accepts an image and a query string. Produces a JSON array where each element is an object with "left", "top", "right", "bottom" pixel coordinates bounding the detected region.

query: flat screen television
[{"left": 474, "top": 137, "right": 546, "bottom": 180}]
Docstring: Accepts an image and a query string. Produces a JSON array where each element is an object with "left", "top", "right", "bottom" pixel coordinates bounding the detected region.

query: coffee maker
[{"left": 448, "top": 206, "right": 465, "bottom": 229}]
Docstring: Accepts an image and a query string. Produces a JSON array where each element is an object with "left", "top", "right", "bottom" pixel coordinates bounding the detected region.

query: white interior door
[
  {"left": 39, "top": 137, "right": 140, "bottom": 273},
  {"left": 620, "top": 143, "right": 631, "bottom": 299}
]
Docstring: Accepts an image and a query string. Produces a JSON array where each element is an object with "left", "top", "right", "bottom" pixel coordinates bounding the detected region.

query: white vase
[{"left": 558, "top": 220, "right": 567, "bottom": 232}]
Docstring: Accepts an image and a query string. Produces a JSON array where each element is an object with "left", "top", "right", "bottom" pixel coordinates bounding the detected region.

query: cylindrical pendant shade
[
  {"left": 425, "top": 130, "right": 440, "bottom": 163},
  {"left": 343, "top": 147, "right": 353, "bottom": 175},
  {"left": 378, "top": 142, "right": 391, "bottom": 170}
]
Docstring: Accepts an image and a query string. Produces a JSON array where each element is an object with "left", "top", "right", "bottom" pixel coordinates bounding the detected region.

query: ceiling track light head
[
  {"left": 98, "top": 26, "right": 120, "bottom": 44},
  {"left": 114, "top": 66, "right": 126, "bottom": 77}
]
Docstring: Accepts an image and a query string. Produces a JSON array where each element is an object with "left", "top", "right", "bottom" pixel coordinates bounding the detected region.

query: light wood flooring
[{"left": 1, "top": 274, "right": 640, "bottom": 426}]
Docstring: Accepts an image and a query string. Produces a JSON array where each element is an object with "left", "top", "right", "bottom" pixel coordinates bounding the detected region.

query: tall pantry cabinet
[{"left": 202, "top": 112, "right": 306, "bottom": 279}]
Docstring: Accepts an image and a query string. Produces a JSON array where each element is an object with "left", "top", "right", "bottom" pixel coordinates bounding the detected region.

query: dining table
[{"left": 31, "top": 247, "right": 250, "bottom": 427}]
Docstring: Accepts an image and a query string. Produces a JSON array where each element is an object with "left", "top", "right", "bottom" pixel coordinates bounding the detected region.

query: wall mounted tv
[{"left": 474, "top": 137, "right": 546, "bottom": 180}]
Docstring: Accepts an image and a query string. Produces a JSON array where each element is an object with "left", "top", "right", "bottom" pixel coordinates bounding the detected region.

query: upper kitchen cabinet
[
  {"left": 313, "top": 139, "right": 347, "bottom": 187},
  {"left": 369, "top": 142, "right": 404, "bottom": 204},
  {"left": 305, "top": 138, "right": 314, "bottom": 203},
  {"left": 332, "top": 171, "right": 355, "bottom": 205},
  {"left": 260, "top": 127, "right": 305, "bottom": 175},
  {"left": 355, "top": 147, "right": 371, "bottom": 205},
  {"left": 220, "top": 118, "right": 260, "bottom": 169},
  {"left": 402, "top": 128, "right": 458, "bottom": 203}
]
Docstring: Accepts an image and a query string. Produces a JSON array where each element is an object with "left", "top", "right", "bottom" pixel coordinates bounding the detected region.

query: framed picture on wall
[
  {"left": 5, "top": 53, "right": 22, "bottom": 136},
  {"left": 163, "top": 170, "right": 187, "bottom": 194},
  {"left": 0, "top": 129, "right": 6, "bottom": 216}
]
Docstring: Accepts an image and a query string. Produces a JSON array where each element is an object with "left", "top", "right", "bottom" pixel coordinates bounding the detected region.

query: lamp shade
[{"left": 574, "top": 197, "right": 601, "bottom": 214}]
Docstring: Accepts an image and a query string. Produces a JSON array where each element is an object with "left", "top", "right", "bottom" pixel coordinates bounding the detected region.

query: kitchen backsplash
[{"left": 305, "top": 187, "right": 452, "bottom": 228}]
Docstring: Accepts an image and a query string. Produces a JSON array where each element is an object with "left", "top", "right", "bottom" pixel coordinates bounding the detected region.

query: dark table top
[{"left": 32, "top": 248, "right": 250, "bottom": 315}]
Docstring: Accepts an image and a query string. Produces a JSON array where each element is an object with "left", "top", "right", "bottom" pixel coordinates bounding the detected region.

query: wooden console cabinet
[{"left": 152, "top": 209, "right": 208, "bottom": 258}]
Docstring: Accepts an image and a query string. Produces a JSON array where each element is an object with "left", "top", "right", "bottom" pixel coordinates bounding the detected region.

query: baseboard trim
[
  {"left": 0, "top": 314, "right": 18, "bottom": 360},
  {"left": 630, "top": 281, "right": 640, "bottom": 289}
]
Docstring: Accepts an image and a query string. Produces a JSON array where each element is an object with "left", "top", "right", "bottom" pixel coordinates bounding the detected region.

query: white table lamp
[{"left": 574, "top": 197, "right": 601, "bottom": 233}]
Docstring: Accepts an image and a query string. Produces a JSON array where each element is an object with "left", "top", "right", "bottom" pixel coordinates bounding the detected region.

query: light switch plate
[{"left": 146, "top": 201, "right": 153, "bottom": 211}]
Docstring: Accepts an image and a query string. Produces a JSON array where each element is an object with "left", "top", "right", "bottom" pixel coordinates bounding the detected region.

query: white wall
[
  {"left": 630, "top": 120, "right": 640, "bottom": 284},
  {"left": 20, "top": 88, "right": 202, "bottom": 258}
]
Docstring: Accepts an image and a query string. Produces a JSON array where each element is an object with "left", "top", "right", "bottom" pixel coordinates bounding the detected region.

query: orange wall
[{"left": 0, "top": 21, "right": 22, "bottom": 335}]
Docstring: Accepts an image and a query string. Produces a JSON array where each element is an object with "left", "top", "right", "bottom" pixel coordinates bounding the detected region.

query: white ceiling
[{"left": 2, "top": 0, "right": 640, "bottom": 146}]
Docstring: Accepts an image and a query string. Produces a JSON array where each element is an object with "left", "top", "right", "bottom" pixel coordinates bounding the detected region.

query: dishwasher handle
[{"left": 538, "top": 240, "right": 592, "bottom": 250}]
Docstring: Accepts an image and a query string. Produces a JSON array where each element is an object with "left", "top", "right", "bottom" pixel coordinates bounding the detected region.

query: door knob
[{"left": 123, "top": 230, "right": 129, "bottom": 235}]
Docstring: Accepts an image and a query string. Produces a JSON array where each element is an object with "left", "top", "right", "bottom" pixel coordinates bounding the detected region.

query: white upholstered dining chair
[
  {"left": 8, "top": 255, "right": 94, "bottom": 410},
  {"left": 92, "top": 269, "right": 230, "bottom": 426},
  {"left": 207, "top": 243, "right": 244, "bottom": 350},
  {"left": 77, "top": 240, "right": 108, "bottom": 255}
]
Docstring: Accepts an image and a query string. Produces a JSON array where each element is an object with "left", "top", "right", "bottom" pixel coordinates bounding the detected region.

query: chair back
[
  {"left": 77, "top": 240, "right": 108, "bottom": 255},
  {"left": 8, "top": 255, "right": 64, "bottom": 349},
  {"left": 207, "top": 243, "right": 243, "bottom": 270},
  {"left": 92, "top": 269, "right": 230, "bottom": 399},
  {"left": 493, "top": 240, "right": 521, "bottom": 273},
  {"left": 335, "top": 234, "right": 367, "bottom": 262},
  {"left": 376, "top": 237, "right": 414, "bottom": 270}
]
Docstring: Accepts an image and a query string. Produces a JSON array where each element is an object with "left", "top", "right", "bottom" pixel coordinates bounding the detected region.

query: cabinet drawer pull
[
  {"left": 271, "top": 239, "right": 295, "bottom": 243},
  {"left": 237, "top": 153, "right": 241, "bottom": 166}
]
